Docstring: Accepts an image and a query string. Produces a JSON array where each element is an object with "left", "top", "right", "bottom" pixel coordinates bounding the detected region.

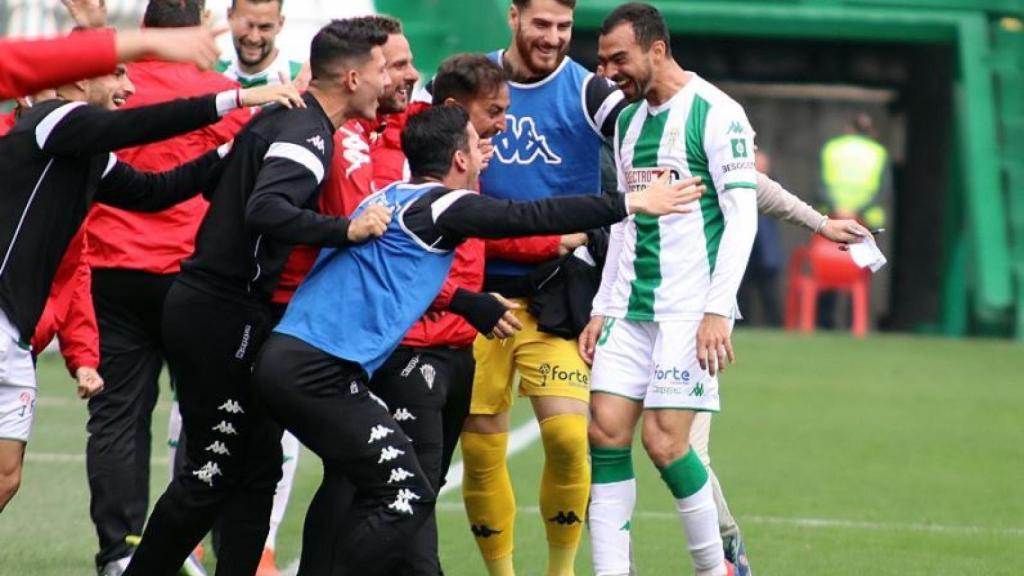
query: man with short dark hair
[
  {"left": 253, "top": 103, "right": 699, "bottom": 576},
  {"left": 0, "top": 56, "right": 296, "bottom": 526},
  {"left": 122, "top": 17, "right": 393, "bottom": 576},
  {"left": 73, "top": 3, "right": 253, "bottom": 574},
  {"left": 584, "top": 4, "right": 754, "bottom": 575}
]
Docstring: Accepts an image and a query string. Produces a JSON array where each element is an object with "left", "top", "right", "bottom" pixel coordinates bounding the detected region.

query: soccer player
[
  {"left": 216, "top": 0, "right": 304, "bottom": 88},
  {"left": 252, "top": 103, "right": 702, "bottom": 576},
  {"left": 465, "top": 2, "right": 871, "bottom": 574},
  {"left": 121, "top": 18, "right": 392, "bottom": 576},
  {"left": 581, "top": 4, "right": 757, "bottom": 575},
  {"left": 0, "top": 62, "right": 295, "bottom": 514},
  {"left": 460, "top": 2, "right": 628, "bottom": 574}
]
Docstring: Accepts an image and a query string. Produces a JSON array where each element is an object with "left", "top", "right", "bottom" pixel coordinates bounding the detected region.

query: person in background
[{"left": 819, "top": 112, "right": 890, "bottom": 328}]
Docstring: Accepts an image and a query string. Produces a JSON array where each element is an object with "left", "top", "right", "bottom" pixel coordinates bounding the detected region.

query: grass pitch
[{"left": 2, "top": 330, "right": 1021, "bottom": 575}]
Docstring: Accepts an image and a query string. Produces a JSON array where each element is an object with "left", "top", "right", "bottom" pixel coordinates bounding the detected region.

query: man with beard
[
  {"left": 463, "top": 2, "right": 873, "bottom": 575},
  {"left": 0, "top": 59, "right": 299, "bottom": 516},
  {"left": 215, "top": 0, "right": 304, "bottom": 88},
  {"left": 253, "top": 103, "right": 702, "bottom": 576},
  {"left": 579, "top": 4, "right": 778, "bottom": 575},
  {"left": 65, "top": 3, "right": 254, "bottom": 575},
  {"left": 122, "top": 18, "right": 392, "bottom": 576}
]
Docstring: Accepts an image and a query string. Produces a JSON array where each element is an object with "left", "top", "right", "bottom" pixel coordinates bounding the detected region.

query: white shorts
[
  {"left": 0, "top": 309, "right": 37, "bottom": 442},
  {"left": 590, "top": 317, "right": 721, "bottom": 412}
]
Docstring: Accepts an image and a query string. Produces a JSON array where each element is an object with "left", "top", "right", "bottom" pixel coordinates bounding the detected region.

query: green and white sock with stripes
[
  {"left": 659, "top": 447, "right": 727, "bottom": 575},
  {"left": 590, "top": 446, "right": 636, "bottom": 575}
]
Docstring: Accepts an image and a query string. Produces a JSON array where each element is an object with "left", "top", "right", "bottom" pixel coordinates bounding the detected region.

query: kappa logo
[
  {"left": 420, "top": 364, "right": 436, "bottom": 390},
  {"left": 307, "top": 134, "right": 326, "bottom": 154},
  {"left": 494, "top": 115, "right": 562, "bottom": 165},
  {"left": 368, "top": 425, "right": 395, "bottom": 444},
  {"left": 689, "top": 382, "right": 705, "bottom": 397},
  {"left": 547, "top": 510, "right": 583, "bottom": 526},
  {"left": 400, "top": 354, "right": 420, "bottom": 378},
  {"left": 218, "top": 399, "right": 244, "bottom": 414},
  {"left": 339, "top": 126, "right": 370, "bottom": 177},
  {"left": 388, "top": 489, "right": 421, "bottom": 515},
  {"left": 193, "top": 461, "right": 222, "bottom": 487},
  {"left": 727, "top": 121, "right": 746, "bottom": 135},
  {"left": 211, "top": 421, "right": 238, "bottom": 436},
  {"left": 378, "top": 446, "right": 405, "bottom": 464},
  {"left": 471, "top": 524, "right": 503, "bottom": 538},
  {"left": 387, "top": 467, "right": 415, "bottom": 484},
  {"left": 205, "top": 441, "right": 231, "bottom": 456},
  {"left": 393, "top": 408, "right": 417, "bottom": 422}
]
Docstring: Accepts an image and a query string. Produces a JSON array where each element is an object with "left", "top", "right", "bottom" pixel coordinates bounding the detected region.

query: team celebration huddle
[{"left": 0, "top": 0, "right": 873, "bottom": 575}]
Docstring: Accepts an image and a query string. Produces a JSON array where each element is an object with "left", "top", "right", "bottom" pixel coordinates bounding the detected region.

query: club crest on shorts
[{"left": 420, "top": 363, "right": 436, "bottom": 390}]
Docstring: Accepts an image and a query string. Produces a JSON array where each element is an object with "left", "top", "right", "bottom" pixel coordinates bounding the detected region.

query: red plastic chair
[{"left": 784, "top": 236, "right": 870, "bottom": 337}]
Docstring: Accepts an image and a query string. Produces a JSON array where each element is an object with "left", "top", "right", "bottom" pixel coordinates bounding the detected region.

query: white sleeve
[{"left": 704, "top": 103, "right": 758, "bottom": 317}]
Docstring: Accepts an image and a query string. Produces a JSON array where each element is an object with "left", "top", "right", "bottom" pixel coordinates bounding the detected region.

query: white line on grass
[
  {"left": 434, "top": 502, "right": 1024, "bottom": 538},
  {"left": 280, "top": 419, "right": 542, "bottom": 576}
]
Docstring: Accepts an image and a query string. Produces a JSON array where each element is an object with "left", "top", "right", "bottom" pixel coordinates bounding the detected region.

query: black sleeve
[
  {"left": 94, "top": 148, "right": 221, "bottom": 212},
  {"left": 583, "top": 74, "right": 628, "bottom": 141},
  {"left": 404, "top": 188, "right": 628, "bottom": 247},
  {"left": 244, "top": 119, "right": 351, "bottom": 247},
  {"left": 35, "top": 94, "right": 223, "bottom": 156}
]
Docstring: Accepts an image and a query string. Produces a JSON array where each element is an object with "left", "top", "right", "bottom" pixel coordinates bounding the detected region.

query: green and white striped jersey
[
  {"left": 592, "top": 73, "right": 759, "bottom": 322},
  {"left": 215, "top": 51, "right": 303, "bottom": 88}
]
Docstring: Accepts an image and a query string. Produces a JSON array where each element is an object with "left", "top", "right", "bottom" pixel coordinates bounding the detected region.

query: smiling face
[
  {"left": 228, "top": 0, "right": 284, "bottom": 70},
  {"left": 86, "top": 65, "right": 135, "bottom": 110},
  {"left": 509, "top": 0, "right": 574, "bottom": 77},
  {"left": 377, "top": 33, "right": 420, "bottom": 115},
  {"left": 461, "top": 83, "right": 510, "bottom": 139},
  {"left": 598, "top": 22, "right": 656, "bottom": 103}
]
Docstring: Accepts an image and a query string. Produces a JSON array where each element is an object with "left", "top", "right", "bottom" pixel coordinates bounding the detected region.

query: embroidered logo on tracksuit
[
  {"left": 379, "top": 446, "right": 405, "bottom": 463},
  {"left": 388, "top": 489, "right": 421, "bottom": 515},
  {"left": 387, "top": 468, "right": 415, "bottom": 484},
  {"left": 368, "top": 425, "right": 394, "bottom": 444},
  {"left": 193, "top": 461, "right": 223, "bottom": 487}
]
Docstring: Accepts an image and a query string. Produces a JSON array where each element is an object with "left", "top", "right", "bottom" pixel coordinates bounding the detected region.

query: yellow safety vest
[{"left": 822, "top": 134, "right": 887, "bottom": 228}]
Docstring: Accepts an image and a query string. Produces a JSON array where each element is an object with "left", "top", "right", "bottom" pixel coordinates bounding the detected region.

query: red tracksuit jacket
[{"left": 0, "top": 29, "right": 118, "bottom": 99}]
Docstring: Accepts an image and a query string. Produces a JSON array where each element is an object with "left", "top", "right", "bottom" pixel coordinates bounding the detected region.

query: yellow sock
[
  {"left": 461, "top": 431, "right": 516, "bottom": 573},
  {"left": 538, "top": 413, "right": 590, "bottom": 576},
  {"left": 484, "top": 554, "right": 516, "bottom": 576}
]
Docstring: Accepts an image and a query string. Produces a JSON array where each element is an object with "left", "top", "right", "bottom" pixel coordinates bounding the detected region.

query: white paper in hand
[{"left": 849, "top": 235, "right": 887, "bottom": 273}]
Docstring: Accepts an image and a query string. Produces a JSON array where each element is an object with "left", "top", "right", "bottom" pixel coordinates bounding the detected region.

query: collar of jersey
[{"left": 499, "top": 49, "right": 572, "bottom": 90}]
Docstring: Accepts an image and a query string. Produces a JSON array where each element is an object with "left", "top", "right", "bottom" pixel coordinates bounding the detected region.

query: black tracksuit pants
[
  {"left": 125, "top": 281, "right": 283, "bottom": 576},
  {"left": 87, "top": 269, "right": 175, "bottom": 568},
  {"left": 253, "top": 333, "right": 437, "bottom": 576},
  {"left": 297, "top": 344, "right": 474, "bottom": 576}
]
